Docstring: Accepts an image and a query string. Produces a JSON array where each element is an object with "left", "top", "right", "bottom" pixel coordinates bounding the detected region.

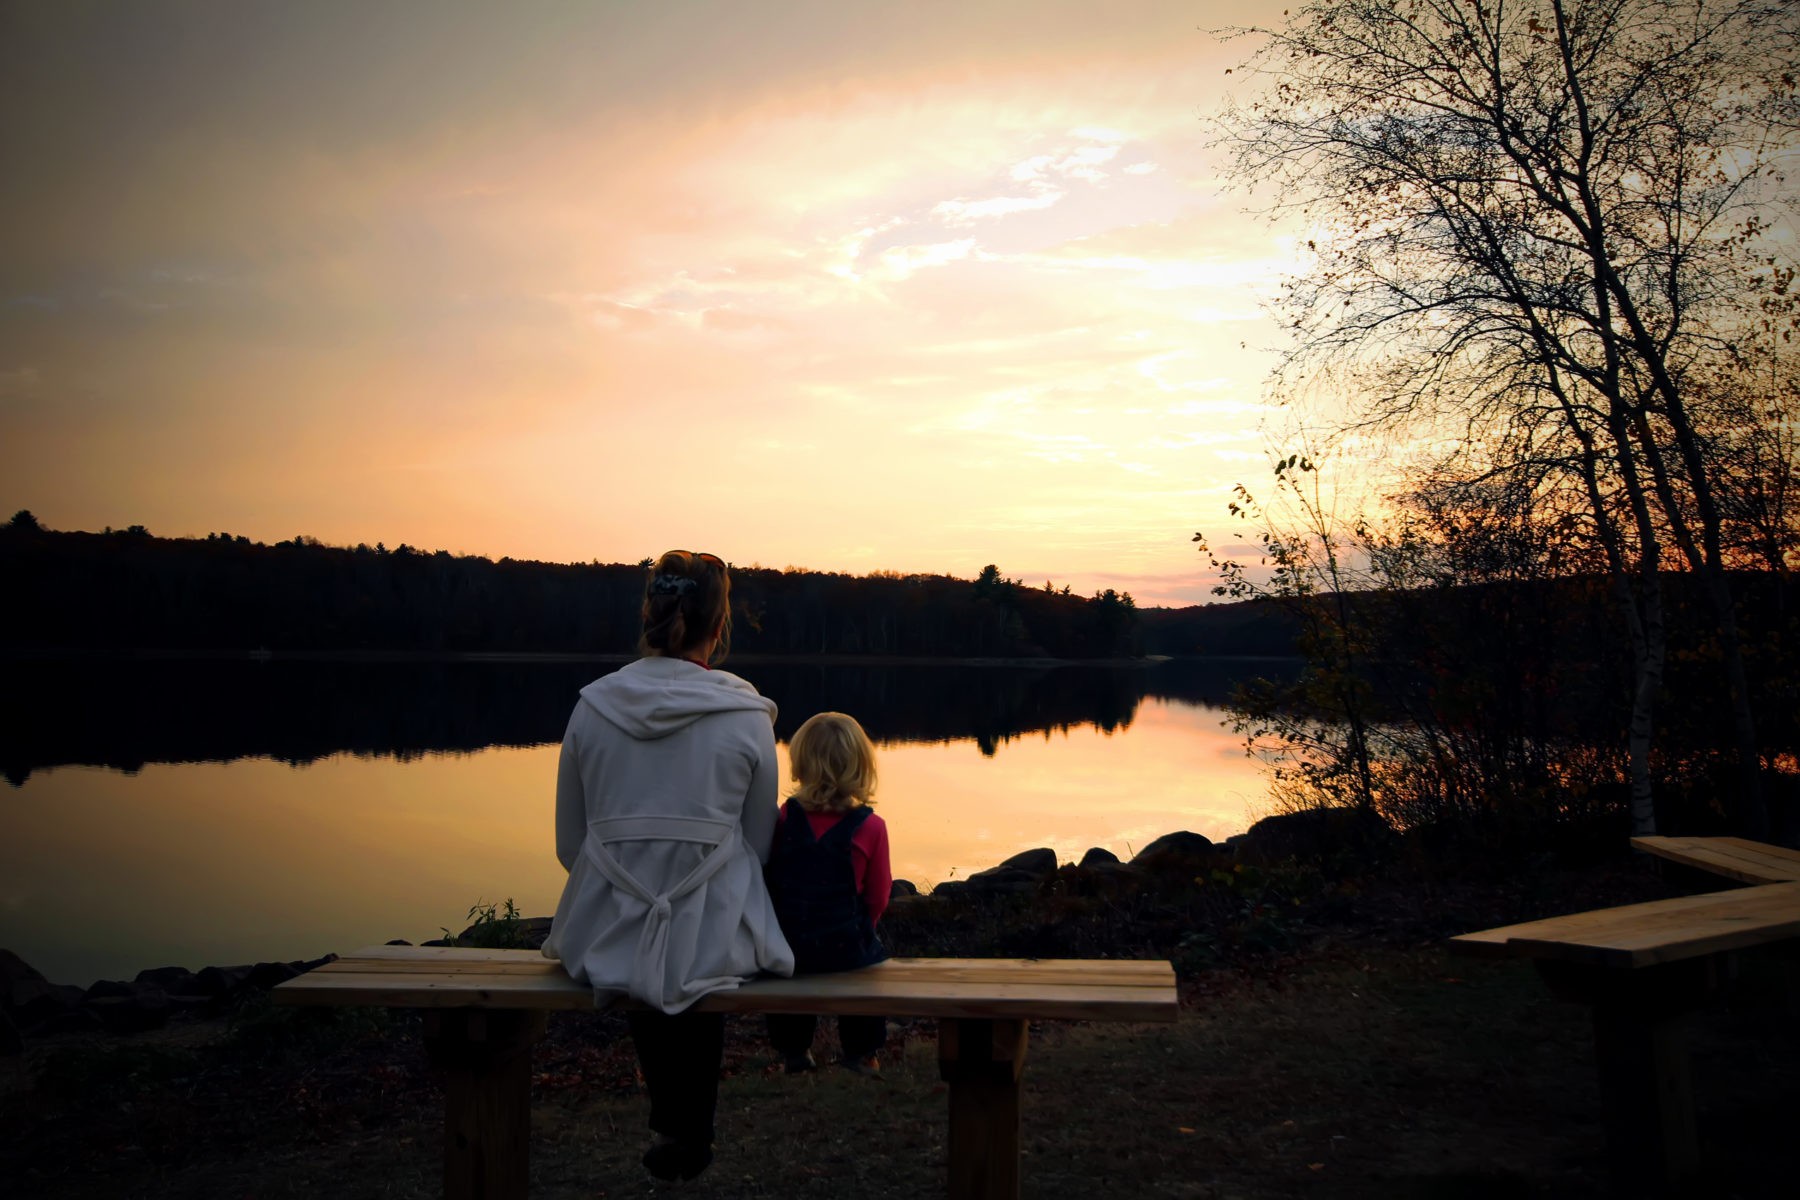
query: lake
[{"left": 0, "top": 657, "right": 1291, "bottom": 986}]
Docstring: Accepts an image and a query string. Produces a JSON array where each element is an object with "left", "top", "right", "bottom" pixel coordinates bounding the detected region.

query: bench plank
[
  {"left": 274, "top": 952, "right": 1180, "bottom": 1023},
  {"left": 315, "top": 951, "right": 1172, "bottom": 983},
  {"left": 1450, "top": 882, "right": 1800, "bottom": 968},
  {"left": 1631, "top": 835, "right": 1800, "bottom": 885}
]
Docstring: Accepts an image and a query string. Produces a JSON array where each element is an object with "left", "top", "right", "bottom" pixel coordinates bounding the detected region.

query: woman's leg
[{"left": 627, "top": 1009, "right": 726, "bottom": 1145}]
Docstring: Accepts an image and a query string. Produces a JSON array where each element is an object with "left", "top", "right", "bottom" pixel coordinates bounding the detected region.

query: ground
[{"left": 4, "top": 863, "right": 1796, "bottom": 1198}]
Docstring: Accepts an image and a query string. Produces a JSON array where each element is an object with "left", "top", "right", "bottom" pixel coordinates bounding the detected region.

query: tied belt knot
[{"left": 581, "top": 814, "right": 739, "bottom": 1010}]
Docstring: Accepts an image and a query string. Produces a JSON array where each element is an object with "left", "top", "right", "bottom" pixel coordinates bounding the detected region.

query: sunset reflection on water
[{"left": 3, "top": 696, "right": 1267, "bottom": 986}]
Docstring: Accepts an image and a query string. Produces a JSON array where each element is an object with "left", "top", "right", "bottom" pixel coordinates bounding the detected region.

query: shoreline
[{"left": 0, "top": 646, "right": 1303, "bottom": 668}]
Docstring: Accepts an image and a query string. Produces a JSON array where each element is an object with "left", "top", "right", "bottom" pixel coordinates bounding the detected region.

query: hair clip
[{"left": 649, "top": 574, "right": 698, "bottom": 597}]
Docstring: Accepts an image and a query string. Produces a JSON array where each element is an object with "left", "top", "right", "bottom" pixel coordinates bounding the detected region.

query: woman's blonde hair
[{"left": 788, "top": 711, "right": 877, "bottom": 813}]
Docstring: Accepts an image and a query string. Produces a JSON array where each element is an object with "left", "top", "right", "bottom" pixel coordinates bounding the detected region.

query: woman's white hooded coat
[{"left": 543, "top": 656, "right": 795, "bottom": 1012}]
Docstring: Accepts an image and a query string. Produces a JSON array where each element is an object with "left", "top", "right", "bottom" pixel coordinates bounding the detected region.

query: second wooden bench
[{"left": 1452, "top": 840, "right": 1800, "bottom": 1197}]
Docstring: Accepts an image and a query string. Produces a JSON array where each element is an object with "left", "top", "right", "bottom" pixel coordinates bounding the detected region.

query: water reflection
[
  {"left": 0, "top": 659, "right": 1288, "bottom": 986},
  {"left": 0, "top": 656, "right": 1271, "bottom": 783}
]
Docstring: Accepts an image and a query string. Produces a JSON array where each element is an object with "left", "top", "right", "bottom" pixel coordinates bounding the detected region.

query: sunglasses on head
[{"left": 670, "top": 550, "right": 725, "bottom": 569}]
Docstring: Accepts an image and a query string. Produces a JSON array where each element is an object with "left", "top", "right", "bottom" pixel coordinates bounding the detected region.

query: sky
[{"left": 0, "top": 0, "right": 1308, "bottom": 608}]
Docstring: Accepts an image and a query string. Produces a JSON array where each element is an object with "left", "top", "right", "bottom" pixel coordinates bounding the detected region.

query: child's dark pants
[
  {"left": 766, "top": 1012, "right": 887, "bottom": 1062},
  {"left": 627, "top": 1009, "right": 725, "bottom": 1144}
]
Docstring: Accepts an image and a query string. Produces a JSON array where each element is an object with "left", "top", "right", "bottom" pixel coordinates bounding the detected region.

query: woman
[{"left": 543, "top": 550, "right": 793, "bottom": 1182}]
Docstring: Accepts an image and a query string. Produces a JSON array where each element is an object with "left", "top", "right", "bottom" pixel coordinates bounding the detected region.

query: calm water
[{"left": 1, "top": 657, "right": 1289, "bottom": 986}]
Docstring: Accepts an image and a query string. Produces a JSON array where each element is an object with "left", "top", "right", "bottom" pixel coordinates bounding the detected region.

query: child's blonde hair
[{"left": 788, "top": 711, "right": 877, "bottom": 813}]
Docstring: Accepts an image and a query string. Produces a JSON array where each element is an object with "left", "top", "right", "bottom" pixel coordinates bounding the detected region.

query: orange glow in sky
[{"left": 0, "top": 2, "right": 1300, "bottom": 607}]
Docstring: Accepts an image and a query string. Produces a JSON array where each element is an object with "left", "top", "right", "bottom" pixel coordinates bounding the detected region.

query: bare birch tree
[{"left": 1215, "top": 0, "right": 1799, "bottom": 836}]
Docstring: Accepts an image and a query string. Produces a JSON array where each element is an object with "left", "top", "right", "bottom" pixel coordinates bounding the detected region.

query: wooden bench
[
  {"left": 1451, "top": 838, "right": 1800, "bottom": 1197},
  {"left": 274, "top": 948, "right": 1178, "bottom": 1200},
  {"left": 1630, "top": 834, "right": 1800, "bottom": 885}
]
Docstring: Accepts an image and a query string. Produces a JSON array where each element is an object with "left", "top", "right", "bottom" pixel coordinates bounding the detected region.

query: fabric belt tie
[{"left": 581, "top": 815, "right": 738, "bottom": 1009}]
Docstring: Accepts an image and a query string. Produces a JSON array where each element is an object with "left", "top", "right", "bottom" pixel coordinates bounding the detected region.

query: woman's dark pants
[{"left": 627, "top": 1009, "right": 725, "bottom": 1145}]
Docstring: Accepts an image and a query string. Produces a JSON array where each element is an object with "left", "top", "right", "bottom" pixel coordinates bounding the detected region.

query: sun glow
[{"left": 0, "top": 2, "right": 1302, "bottom": 607}]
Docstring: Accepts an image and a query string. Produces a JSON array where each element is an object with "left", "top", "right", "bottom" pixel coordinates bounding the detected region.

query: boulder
[
  {"left": 994, "top": 848, "right": 1058, "bottom": 878},
  {"left": 192, "top": 964, "right": 254, "bottom": 998},
  {"left": 454, "top": 916, "right": 553, "bottom": 949},
  {"left": 1131, "top": 831, "right": 1214, "bottom": 863},
  {"left": 10, "top": 979, "right": 84, "bottom": 1026},
  {"left": 961, "top": 868, "right": 1043, "bottom": 897},
  {"left": 889, "top": 879, "right": 919, "bottom": 900},
  {"left": 1053, "top": 859, "right": 1137, "bottom": 897},
  {"left": 421, "top": 938, "right": 456, "bottom": 947},
  {"left": 134, "top": 966, "right": 197, "bottom": 994},
  {"left": 84, "top": 978, "right": 135, "bottom": 1000},
  {"left": 1234, "top": 807, "right": 1396, "bottom": 865},
  {"left": 1078, "top": 847, "right": 1122, "bottom": 869},
  {"left": 945, "top": 848, "right": 1058, "bottom": 899},
  {"left": 385, "top": 939, "right": 413, "bottom": 946},
  {"left": 0, "top": 949, "right": 47, "bottom": 1003},
  {"left": 929, "top": 880, "right": 969, "bottom": 901}
]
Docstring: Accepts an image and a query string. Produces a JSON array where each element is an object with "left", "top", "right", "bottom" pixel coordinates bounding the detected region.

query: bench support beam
[
  {"left": 939, "top": 1017, "right": 1029, "bottom": 1200},
  {"left": 423, "top": 1009, "right": 548, "bottom": 1200},
  {"left": 1536, "top": 958, "right": 1720, "bottom": 1198}
]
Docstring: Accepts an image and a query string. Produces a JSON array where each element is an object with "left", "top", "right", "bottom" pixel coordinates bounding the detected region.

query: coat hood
[{"left": 579, "top": 656, "right": 776, "bottom": 740}]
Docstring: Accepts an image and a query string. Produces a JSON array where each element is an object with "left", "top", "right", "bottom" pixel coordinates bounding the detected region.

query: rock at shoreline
[
  {"left": 1132, "top": 831, "right": 1214, "bottom": 863},
  {"left": 2, "top": 948, "right": 46, "bottom": 995},
  {"left": 0, "top": 952, "right": 341, "bottom": 1044},
  {"left": 1078, "top": 846, "right": 1122, "bottom": 868},
  {"left": 194, "top": 964, "right": 254, "bottom": 997},
  {"left": 1234, "top": 808, "right": 1396, "bottom": 865},
  {"left": 11, "top": 978, "right": 85, "bottom": 1026},
  {"left": 134, "top": 965, "right": 197, "bottom": 993},
  {"left": 889, "top": 879, "right": 919, "bottom": 899},
  {"left": 85, "top": 978, "right": 136, "bottom": 1001},
  {"left": 454, "top": 915, "right": 553, "bottom": 949},
  {"left": 995, "top": 848, "right": 1058, "bottom": 877}
]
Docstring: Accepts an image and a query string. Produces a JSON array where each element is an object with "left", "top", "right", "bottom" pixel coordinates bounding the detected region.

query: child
[{"left": 764, "top": 711, "right": 891, "bottom": 1074}]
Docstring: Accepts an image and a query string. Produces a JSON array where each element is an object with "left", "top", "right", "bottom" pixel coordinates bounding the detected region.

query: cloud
[
  {"left": 873, "top": 238, "right": 978, "bottom": 281},
  {"left": 932, "top": 190, "right": 1065, "bottom": 224},
  {"left": 1011, "top": 142, "right": 1122, "bottom": 184}
]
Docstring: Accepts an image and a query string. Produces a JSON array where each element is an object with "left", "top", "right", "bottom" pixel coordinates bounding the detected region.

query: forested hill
[{"left": 0, "top": 516, "right": 1149, "bottom": 659}]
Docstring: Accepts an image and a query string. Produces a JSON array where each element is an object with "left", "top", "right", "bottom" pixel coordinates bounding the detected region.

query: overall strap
[{"left": 817, "top": 804, "right": 873, "bottom": 846}]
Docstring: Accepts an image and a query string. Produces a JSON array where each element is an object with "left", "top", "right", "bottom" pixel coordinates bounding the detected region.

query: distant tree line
[{"left": 0, "top": 514, "right": 1140, "bottom": 659}]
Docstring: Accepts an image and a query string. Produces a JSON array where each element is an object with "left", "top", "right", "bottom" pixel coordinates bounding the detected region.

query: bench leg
[
  {"left": 1536, "top": 959, "right": 1718, "bottom": 1198},
  {"left": 423, "top": 1009, "right": 547, "bottom": 1200},
  {"left": 938, "top": 1017, "right": 1029, "bottom": 1200}
]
